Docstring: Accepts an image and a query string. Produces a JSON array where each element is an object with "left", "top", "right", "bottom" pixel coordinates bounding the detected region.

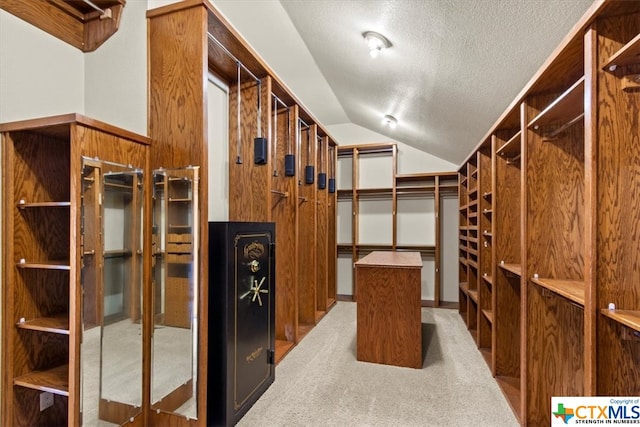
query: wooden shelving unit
[
  {"left": 456, "top": 3, "right": 640, "bottom": 424},
  {"left": 1, "top": 114, "right": 149, "bottom": 426},
  {"left": 337, "top": 143, "right": 457, "bottom": 306},
  {"left": 0, "top": 0, "right": 126, "bottom": 52}
]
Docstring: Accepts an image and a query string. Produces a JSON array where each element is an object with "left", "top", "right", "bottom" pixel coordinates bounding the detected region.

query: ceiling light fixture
[
  {"left": 363, "top": 31, "right": 391, "bottom": 58},
  {"left": 382, "top": 115, "right": 397, "bottom": 129}
]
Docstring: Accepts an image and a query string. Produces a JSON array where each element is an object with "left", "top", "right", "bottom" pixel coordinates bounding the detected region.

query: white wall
[
  {"left": 0, "top": 10, "right": 84, "bottom": 121},
  {"left": 85, "top": 0, "right": 148, "bottom": 136}
]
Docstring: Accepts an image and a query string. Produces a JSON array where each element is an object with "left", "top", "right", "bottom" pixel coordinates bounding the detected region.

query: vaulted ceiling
[{"left": 213, "top": 0, "right": 594, "bottom": 165}]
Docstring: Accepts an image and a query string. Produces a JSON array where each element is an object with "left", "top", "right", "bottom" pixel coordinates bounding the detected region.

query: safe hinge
[{"left": 267, "top": 349, "right": 275, "bottom": 365}]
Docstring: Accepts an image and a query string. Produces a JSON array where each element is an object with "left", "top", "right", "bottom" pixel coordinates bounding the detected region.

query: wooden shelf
[
  {"left": 17, "top": 201, "right": 71, "bottom": 209},
  {"left": 13, "top": 364, "right": 69, "bottom": 396},
  {"left": 603, "top": 33, "right": 640, "bottom": 71},
  {"left": 396, "top": 186, "right": 436, "bottom": 195},
  {"left": 468, "top": 289, "right": 479, "bottom": 303},
  {"left": 482, "top": 209, "right": 492, "bottom": 215},
  {"left": 528, "top": 77, "right": 585, "bottom": 131},
  {"left": 482, "top": 309, "right": 493, "bottom": 324},
  {"left": 600, "top": 309, "right": 640, "bottom": 332},
  {"left": 15, "top": 314, "right": 69, "bottom": 335},
  {"left": 482, "top": 191, "right": 492, "bottom": 199},
  {"left": 482, "top": 275, "right": 493, "bottom": 286},
  {"left": 499, "top": 263, "right": 522, "bottom": 277},
  {"left": 16, "top": 261, "right": 70, "bottom": 271},
  {"left": 468, "top": 259, "right": 478, "bottom": 269},
  {"left": 530, "top": 277, "right": 585, "bottom": 306},
  {"left": 459, "top": 257, "right": 468, "bottom": 266},
  {"left": 496, "top": 131, "right": 521, "bottom": 156},
  {"left": 482, "top": 230, "right": 492, "bottom": 237},
  {"left": 355, "top": 244, "right": 393, "bottom": 251},
  {"left": 0, "top": 0, "right": 126, "bottom": 53}
]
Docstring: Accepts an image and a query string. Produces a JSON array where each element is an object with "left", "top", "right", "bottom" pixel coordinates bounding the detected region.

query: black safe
[{"left": 207, "top": 222, "right": 276, "bottom": 426}]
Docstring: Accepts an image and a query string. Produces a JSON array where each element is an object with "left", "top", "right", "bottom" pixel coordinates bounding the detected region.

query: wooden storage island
[{"left": 355, "top": 251, "right": 423, "bottom": 369}]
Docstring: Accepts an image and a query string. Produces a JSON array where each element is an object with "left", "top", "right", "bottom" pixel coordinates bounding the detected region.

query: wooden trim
[{"left": 583, "top": 24, "right": 598, "bottom": 397}]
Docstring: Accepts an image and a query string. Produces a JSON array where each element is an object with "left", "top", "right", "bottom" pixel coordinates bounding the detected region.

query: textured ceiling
[{"left": 214, "top": 0, "right": 594, "bottom": 165}]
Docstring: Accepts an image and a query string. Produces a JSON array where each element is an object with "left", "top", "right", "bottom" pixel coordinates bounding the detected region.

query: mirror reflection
[
  {"left": 151, "top": 166, "right": 200, "bottom": 419},
  {"left": 81, "top": 158, "right": 144, "bottom": 426}
]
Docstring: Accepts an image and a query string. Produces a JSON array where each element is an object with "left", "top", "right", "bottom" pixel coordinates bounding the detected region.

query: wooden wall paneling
[
  {"left": 595, "top": 10, "right": 640, "bottom": 396},
  {"left": 327, "top": 145, "right": 337, "bottom": 308},
  {"left": 148, "top": 6, "right": 210, "bottom": 424},
  {"left": 493, "top": 125, "right": 522, "bottom": 421},
  {"left": 526, "top": 283, "right": 585, "bottom": 426},
  {"left": 297, "top": 123, "right": 317, "bottom": 337},
  {"left": 315, "top": 136, "right": 329, "bottom": 317},
  {"left": 271, "top": 100, "right": 298, "bottom": 360},
  {"left": 228, "top": 77, "right": 272, "bottom": 222},
  {"left": 524, "top": 89, "right": 586, "bottom": 424}
]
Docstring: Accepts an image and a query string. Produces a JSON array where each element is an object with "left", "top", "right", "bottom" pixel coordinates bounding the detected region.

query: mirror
[
  {"left": 81, "top": 158, "right": 144, "bottom": 425},
  {"left": 151, "top": 166, "right": 200, "bottom": 419}
]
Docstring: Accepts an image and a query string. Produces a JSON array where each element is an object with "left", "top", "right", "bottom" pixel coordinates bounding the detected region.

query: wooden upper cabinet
[{"left": 0, "top": 0, "right": 125, "bottom": 52}]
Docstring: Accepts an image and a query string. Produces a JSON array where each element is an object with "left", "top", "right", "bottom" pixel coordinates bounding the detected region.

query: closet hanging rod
[
  {"left": 271, "top": 93, "right": 288, "bottom": 109},
  {"left": 207, "top": 32, "right": 260, "bottom": 83},
  {"left": 81, "top": 0, "right": 106, "bottom": 15},
  {"left": 298, "top": 118, "right": 310, "bottom": 129}
]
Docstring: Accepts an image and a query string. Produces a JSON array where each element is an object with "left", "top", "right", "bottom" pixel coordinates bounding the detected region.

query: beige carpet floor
[{"left": 237, "top": 301, "right": 519, "bottom": 427}]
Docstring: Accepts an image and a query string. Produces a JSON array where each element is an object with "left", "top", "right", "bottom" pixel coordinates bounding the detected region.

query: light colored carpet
[{"left": 237, "top": 301, "right": 519, "bottom": 427}]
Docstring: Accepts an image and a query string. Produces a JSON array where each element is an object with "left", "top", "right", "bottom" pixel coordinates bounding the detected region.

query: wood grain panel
[
  {"left": 228, "top": 78, "right": 272, "bottom": 222},
  {"left": 12, "top": 387, "right": 68, "bottom": 427},
  {"left": 494, "top": 139, "right": 522, "bottom": 380},
  {"left": 297, "top": 125, "right": 317, "bottom": 327},
  {"left": 597, "top": 314, "right": 640, "bottom": 395},
  {"left": 327, "top": 146, "right": 337, "bottom": 305},
  {"left": 595, "top": 11, "right": 640, "bottom": 395},
  {"left": 148, "top": 6, "right": 207, "bottom": 170},
  {"left": 271, "top": 105, "right": 297, "bottom": 344},
  {"left": 526, "top": 282, "right": 584, "bottom": 426},
  {"left": 526, "top": 117, "right": 585, "bottom": 280},
  {"left": 356, "top": 253, "right": 422, "bottom": 369},
  {"left": 315, "top": 136, "right": 329, "bottom": 312}
]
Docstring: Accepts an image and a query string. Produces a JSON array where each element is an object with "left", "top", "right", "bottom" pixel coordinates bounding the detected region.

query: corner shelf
[
  {"left": 482, "top": 275, "right": 493, "bottom": 286},
  {"left": 530, "top": 277, "right": 585, "bottom": 306},
  {"left": 0, "top": 0, "right": 126, "bottom": 52},
  {"left": 482, "top": 309, "right": 493, "bottom": 324}
]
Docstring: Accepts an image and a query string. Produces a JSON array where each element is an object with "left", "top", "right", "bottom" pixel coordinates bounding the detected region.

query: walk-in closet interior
[{"left": 0, "top": 0, "right": 638, "bottom": 426}]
